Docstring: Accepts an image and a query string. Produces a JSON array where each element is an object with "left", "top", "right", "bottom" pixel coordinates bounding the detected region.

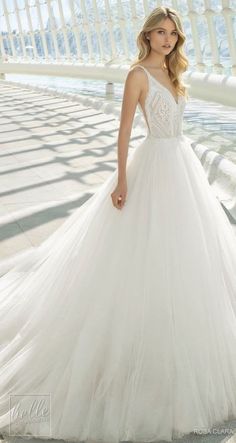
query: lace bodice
[{"left": 133, "top": 65, "right": 187, "bottom": 139}]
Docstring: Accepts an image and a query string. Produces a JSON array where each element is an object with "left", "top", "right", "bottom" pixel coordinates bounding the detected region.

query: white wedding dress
[{"left": 0, "top": 65, "right": 236, "bottom": 443}]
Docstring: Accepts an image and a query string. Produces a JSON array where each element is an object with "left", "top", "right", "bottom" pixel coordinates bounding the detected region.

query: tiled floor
[{"left": 0, "top": 82, "right": 145, "bottom": 259}]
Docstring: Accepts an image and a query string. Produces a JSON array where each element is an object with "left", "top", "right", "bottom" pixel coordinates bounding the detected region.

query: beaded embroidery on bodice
[{"left": 134, "top": 65, "right": 187, "bottom": 139}]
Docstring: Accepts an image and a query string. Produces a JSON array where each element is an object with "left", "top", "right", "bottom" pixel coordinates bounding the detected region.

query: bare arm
[
  {"left": 110, "top": 68, "right": 146, "bottom": 210},
  {"left": 117, "top": 68, "right": 144, "bottom": 183}
]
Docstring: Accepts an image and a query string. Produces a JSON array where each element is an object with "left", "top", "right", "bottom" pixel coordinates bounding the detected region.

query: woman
[{"left": 0, "top": 5, "right": 236, "bottom": 443}]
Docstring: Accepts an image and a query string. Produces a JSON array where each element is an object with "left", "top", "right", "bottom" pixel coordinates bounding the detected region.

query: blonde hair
[{"left": 131, "top": 6, "right": 189, "bottom": 98}]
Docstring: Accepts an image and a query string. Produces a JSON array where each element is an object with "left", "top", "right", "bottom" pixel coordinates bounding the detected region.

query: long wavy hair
[{"left": 130, "top": 6, "right": 189, "bottom": 98}]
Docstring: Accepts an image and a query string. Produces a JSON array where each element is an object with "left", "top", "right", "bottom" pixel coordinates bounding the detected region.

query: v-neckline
[{"left": 139, "top": 65, "right": 179, "bottom": 105}]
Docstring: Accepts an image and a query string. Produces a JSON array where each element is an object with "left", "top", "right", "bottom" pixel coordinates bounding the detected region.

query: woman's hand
[{"left": 111, "top": 180, "right": 127, "bottom": 210}]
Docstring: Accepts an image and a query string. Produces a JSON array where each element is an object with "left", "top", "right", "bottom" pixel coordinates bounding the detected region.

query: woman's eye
[{"left": 157, "top": 30, "right": 177, "bottom": 35}]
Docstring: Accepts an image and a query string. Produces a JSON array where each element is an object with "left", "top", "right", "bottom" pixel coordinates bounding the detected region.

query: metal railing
[{"left": 0, "top": 0, "right": 235, "bottom": 75}]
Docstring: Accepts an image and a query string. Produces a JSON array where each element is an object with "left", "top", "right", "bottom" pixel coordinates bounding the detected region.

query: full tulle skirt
[{"left": 0, "top": 134, "right": 236, "bottom": 443}]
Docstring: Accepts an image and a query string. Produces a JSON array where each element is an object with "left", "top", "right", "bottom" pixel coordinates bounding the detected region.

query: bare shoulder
[
  {"left": 124, "top": 66, "right": 148, "bottom": 101},
  {"left": 126, "top": 65, "right": 147, "bottom": 87}
]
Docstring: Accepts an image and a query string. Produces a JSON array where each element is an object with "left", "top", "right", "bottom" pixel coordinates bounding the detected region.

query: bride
[{"left": 1, "top": 5, "right": 236, "bottom": 443}]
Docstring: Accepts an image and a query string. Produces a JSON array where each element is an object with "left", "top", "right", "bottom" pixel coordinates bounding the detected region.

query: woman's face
[{"left": 147, "top": 18, "right": 179, "bottom": 55}]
